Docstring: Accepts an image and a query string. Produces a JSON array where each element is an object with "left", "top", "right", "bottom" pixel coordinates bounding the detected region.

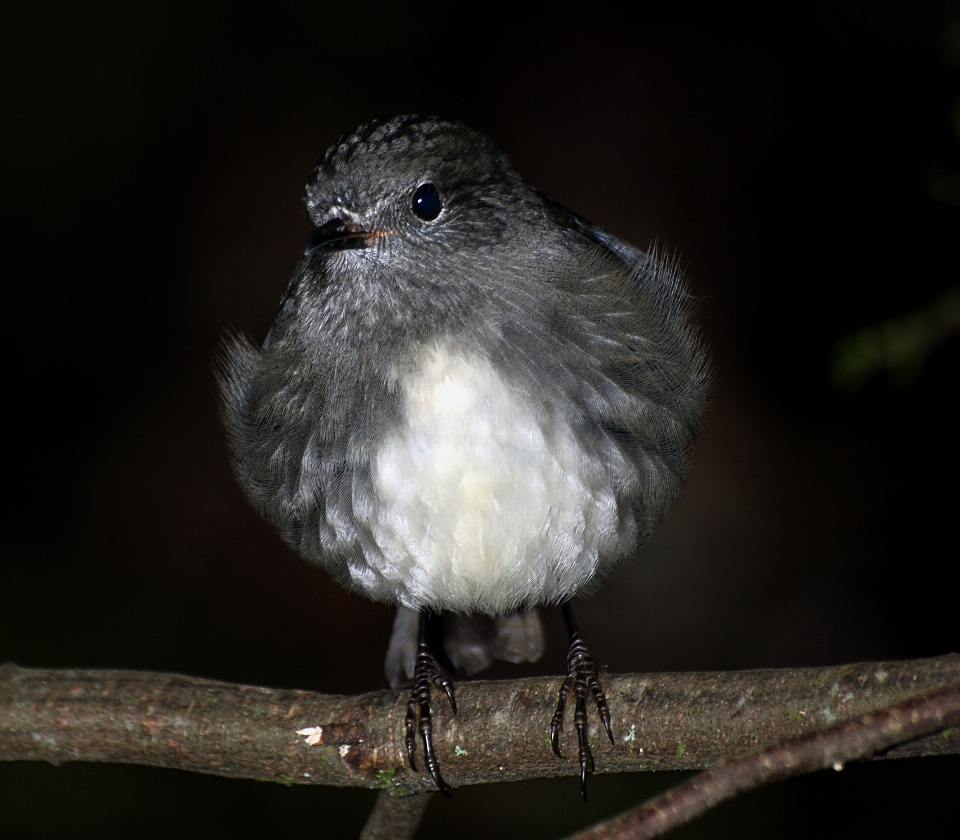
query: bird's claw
[
  {"left": 550, "top": 632, "right": 613, "bottom": 800},
  {"left": 404, "top": 639, "right": 456, "bottom": 796}
]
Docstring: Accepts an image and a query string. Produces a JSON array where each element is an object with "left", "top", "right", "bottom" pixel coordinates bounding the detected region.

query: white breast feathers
[{"left": 362, "top": 339, "right": 627, "bottom": 614}]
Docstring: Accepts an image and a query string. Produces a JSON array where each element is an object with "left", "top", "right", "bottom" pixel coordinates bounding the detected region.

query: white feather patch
[{"left": 364, "top": 340, "right": 620, "bottom": 613}]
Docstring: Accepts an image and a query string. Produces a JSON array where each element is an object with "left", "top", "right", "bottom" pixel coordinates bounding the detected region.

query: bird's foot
[
  {"left": 550, "top": 630, "right": 614, "bottom": 800},
  {"left": 405, "top": 627, "right": 457, "bottom": 796}
]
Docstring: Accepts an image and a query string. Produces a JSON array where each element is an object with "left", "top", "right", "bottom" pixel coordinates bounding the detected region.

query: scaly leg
[
  {"left": 550, "top": 601, "right": 614, "bottom": 800},
  {"left": 404, "top": 610, "right": 457, "bottom": 796}
]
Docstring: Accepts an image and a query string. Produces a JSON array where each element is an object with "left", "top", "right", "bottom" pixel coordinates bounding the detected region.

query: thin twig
[
  {"left": 359, "top": 791, "right": 433, "bottom": 840},
  {"left": 562, "top": 683, "right": 960, "bottom": 840}
]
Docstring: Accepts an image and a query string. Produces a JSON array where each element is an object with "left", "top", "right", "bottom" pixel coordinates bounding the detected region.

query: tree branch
[
  {"left": 2, "top": 655, "right": 958, "bottom": 795},
  {"left": 359, "top": 791, "right": 433, "bottom": 840},
  {"left": 562, "top": 682, "right": 960, "bottom": 839}
]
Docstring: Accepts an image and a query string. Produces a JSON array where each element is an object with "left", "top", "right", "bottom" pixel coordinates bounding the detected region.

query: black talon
[
  {"left": 552, "top": 601, "right": 613, "bottom": 801},
  {"left": 550, "top": 672, "right": 574, "bottom": 758},
  {"left": 404, "top": 610, "right": 456, "bottom": 796}
]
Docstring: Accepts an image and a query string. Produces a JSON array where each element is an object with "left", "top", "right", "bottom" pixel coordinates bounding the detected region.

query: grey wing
[
  {"left": 218, "top": 332, "right": 384, "bottom": 596},
  {"left": 554, "top": 220, "right": 711, "bottom": 546},
  {"left": 589, "top": 225, "right": 647, "bottom": 267}
]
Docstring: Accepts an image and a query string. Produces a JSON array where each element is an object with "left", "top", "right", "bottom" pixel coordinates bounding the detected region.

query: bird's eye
[{"left": 411, "top": 183, "right": 442, "bottom": 221}]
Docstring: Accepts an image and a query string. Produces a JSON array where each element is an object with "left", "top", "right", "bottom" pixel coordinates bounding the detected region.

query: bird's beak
[{"left": 303, "top": 218, "right": 388, "bottom": 256}]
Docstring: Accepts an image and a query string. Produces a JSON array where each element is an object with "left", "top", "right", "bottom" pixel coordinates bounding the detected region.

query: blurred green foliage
[{"left": 831, "top": 286, "right": 960, "bottom": 393}]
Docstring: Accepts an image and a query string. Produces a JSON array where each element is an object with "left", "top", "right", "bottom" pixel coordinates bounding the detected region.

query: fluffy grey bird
[{"left": 220, "top": 115, "right": 709, "bottom": 797}]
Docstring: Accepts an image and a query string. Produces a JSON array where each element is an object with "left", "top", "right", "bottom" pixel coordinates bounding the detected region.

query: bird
[{"left": 220, "top": 115, "right": 709, "bottom": 798}]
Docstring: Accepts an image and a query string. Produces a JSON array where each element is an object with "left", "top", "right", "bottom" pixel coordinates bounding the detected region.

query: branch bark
[
  {"left": 562, "top": 682, "right": 960, "bottom": 840},
  {"left": 359, "top": 791, "right": 433, "bottom": 840},
  {"left": 2, "top": 655, "right": 958, "bottom": 795}
]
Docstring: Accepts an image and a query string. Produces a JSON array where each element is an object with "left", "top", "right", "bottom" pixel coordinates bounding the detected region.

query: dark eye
[{"left": 411, "top": 183, "right": 442, "bottom": 221}]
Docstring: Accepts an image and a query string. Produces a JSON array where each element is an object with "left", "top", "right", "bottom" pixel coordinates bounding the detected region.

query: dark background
[{"left": 3, "top": 2, "right": 959, "bottom": 837}]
